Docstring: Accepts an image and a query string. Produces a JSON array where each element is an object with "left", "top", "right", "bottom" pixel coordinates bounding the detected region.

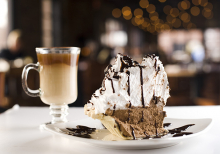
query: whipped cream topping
[{"left": 87, "top": 53, "right": 170, "bottom": 114}]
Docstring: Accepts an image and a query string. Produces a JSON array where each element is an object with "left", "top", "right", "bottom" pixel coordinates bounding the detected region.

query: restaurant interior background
[{"left": 0, "top": 0, "right": 219, "bottom": 112}]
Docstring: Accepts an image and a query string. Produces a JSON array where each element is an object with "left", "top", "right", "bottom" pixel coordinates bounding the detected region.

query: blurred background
[{"left": 0, "top": 0, "right": 219, "bottom": 112}]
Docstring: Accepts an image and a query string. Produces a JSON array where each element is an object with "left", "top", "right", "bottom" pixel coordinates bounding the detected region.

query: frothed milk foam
[{"left": 37, "top": 53, "right": 79, "bottom": 105}]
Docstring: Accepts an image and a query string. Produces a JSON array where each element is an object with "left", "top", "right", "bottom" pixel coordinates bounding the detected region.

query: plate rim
[{"left": 42, "top": 117, "right": 213, "bottom": 145}]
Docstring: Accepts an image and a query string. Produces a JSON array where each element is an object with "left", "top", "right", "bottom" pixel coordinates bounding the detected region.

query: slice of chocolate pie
[{"left": 84, "top": 53, "right": 170, "bottom": 139}]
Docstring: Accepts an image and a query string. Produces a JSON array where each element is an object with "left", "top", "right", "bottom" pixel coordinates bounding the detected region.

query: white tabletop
[{"left": 0, "top": 105, "right": 219, "bottom": 154}]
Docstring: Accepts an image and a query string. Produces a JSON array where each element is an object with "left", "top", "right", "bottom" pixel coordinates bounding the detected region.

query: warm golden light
[
  {"left": 200, "top": 0, "right": 208, "bottom": 6},
  {"left": 149, "top": 25, "right": 156, "bottom": 33},
  {"left": 181, "top": 1, "right": 187, "bottom": 10},
  {"left": 202, "top": 9, "right": 213, "bottom": 19},
  {"left": 142, "top": 21, "right": 150, "bottom": 28},
  {"left": 178, "top": 2, "right": 184, "bottom": 10},
  {"left": 147, "top": 25, "right": 151, "bottom": 31},
  {"left": 181, "top": 0, "right": 190, "bottom": 10},
  {"left": 164, "top": 22, "right": 172, "bottom": 29},
  {"left": 122, "top": 6, "right": 131, "bottom": 14},
  {"left": 123, "top": 10, "right": 131, "bottom": 16},
  {"left": 166, "top": 15, "right": 176, "bottom": 24},
  {"left": 131, "top": 17, "right": 138, "bottom": 26},
  {"left": 112, "top": 8, "right": 121, "bottom": 18},
  {"left": 146, "top": 4, "right": 156, "bottom": 14},
  {"left": 173, "top": 18, "right": 181, "bottom": 28},
  {"left": 180, "top": 12, "right": 190, "bottom": 23},
  {"left": 191, "top": 6, "right": 200, "bottom": 16},
  {"left": 187, "top": 22, "right": 196, "bottom": 29},
  {"left": 163, "top": 5, "right": 172, "bottom": 15},
  {"left": 139, "top": 0, "right": 149, "bottom": 9},
  {"left": 159, "top": 0, "right": 166, "bottom": 3},
  {"left": 135, "top": 16, "right": 144, "bottom": 25},
  {"left": 183, "top": 22, "right": 188, "bottom": 29},
  {"left": 149, "top": 12, "right": 159, "bottom": 21},
  {"left": 204, "top": 3, "right": 213, "bottom": 12},
  {"left": 123, "top": 13, "right": 132, "bottom": 20},
  {"left": 163, "top": 24, "right": 170, "bottom": 30},
  {"left": 192, "top": 0, "right": 199, "bottom": 5},
  {"left": 134, "top": 8, "right": 143, "bottom": 16},
  {"left": 170, "top": 8, "right": 179, "bottom": 17},
  {"left": 144, "top": 17, "right": 150, "bottom": 23}
]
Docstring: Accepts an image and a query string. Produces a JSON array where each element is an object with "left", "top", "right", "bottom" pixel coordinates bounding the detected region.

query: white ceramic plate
[{"left": 42, "top": 117, "right": 212, "bottom": 149}]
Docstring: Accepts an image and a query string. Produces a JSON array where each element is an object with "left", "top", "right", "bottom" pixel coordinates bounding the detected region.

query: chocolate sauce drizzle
[
  {"left": 126, "top": 71, "right": 130, "bottom": 96},
  {"left": 127, "top": 110, "right": 131, "bottom": 121},
  {"left": 143, "top": 123, "right": 195, "bottom": 139},
  {"left": 173, "top": 132, "right": 193, "bottom": 137},
  {"left": 141, "top": 111, "right": 144, "bottom": 122},
  {"left": 128, "top": 101, "right": 132, "bottom": 108},
  {"left": 112, "top": 104, "right": 116, "bottom": 115},
  {"left": 154, "top": 58, "right": 157, "bottom": 69},
  {"left": 168, "top": 124, "right": 195, "bottom": 134},
  {"left": 154, "top": 120, "right": 161, "bottom": 138},
  {"left": 143, "top": 132, "right": 150, "bottom": 139},
  {"left": 120, "top": 56, "right": 133, "bottom": 72},
  {"left": 130, "top": 126, "right": 136, "bottom": 140},
  {"left": 153, "top": 90, "right": 158, "bottom": 104},
  {"left": 109, "top": 78, "right": 115, "bottom": 93},
  {"left": 156, "top": 66, "right": 160, "bottom": 75},
  {"left": 163, "top": 123, "right": 172, "bottom": 128},
  {"left": 104, "top": 64, "right": 112, "bottom": 74},
  {"left": 113, "top": 72, "right": 120, "bottom": 79},
  {"left": 139, "top": 66, "right": 145, "bottom": 108},
  {"left": 64, "top": 125, "right": 96, "bottom": 138}
]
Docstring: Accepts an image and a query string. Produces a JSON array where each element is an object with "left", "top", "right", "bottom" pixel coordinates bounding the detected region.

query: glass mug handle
[{"left": 22, "top": 63, "right": 41, "bottom": 97}]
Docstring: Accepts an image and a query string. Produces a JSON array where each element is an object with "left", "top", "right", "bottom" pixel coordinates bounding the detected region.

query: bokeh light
[
  {"left": 131, "top": 17, "right": 138, "bottom": 26},
  {"left": 122, "top": 6, "right": 131, "bottom": 14},
  {"left": 178, "top": 2, "right": 184, "bottom": 11},
  {"left": 146, "top": 4, "right": 156, "bottom": 14},
  {"left": 149, "top": 25, "right": 156, "bottom": 33},
  {"left": 181, "top": 0, "right": 190, "bottom": 10},
  {"left": 159, "top": 0, "right": 166, "bottom": 3},
  {"left": 139, "top": 0, "right": 149, "bottom": 9},
  {"left": 144, "top": 17, "right": 150, "bottom": 23},
  {"left": 135, "top": 16, "right": 144, "bottom": 25},
  {"left": 112, "top": 8, "right": 121, "bottom": 18},
  {"left": 142, "top": 21, "right": 150, "bottom": 28},
  {"left": 123, "top": 13, "right": 132, "bottom": 20},
  {"left": 163, "top": 5, "right": 172, "bottom": 15},
  {"left": 166, "top": 15, "right": 176, "bottom": 24},
  {"left": 173, "top": 18, "right": 181, "bottom": 28},
  {"left": 122, "top": 6, "right": 131, "bottom": 17},
  {"left": 180, "top": 12, "right": 191, "bottom": 23},
  {"left": 200, "top": 0, "right": 208, "bottom": 7},
  {"left": 204, "top": 3, "right": 213, "bottom": 12},
  {"left": 192, "top": 0, "right": 200, "bottom": 5},
  {"left": 190, "top": 6, "right": 200, "bottom": 16},
  {"left": 170, "top": 8, "right": 179, "bottom": 17},
  {"left": 202, "top": 9, "right": 213, "bottom": 19},
  {"left": 149, "top": 12, "right": 159, "bottom": 21},
  {"left": 187, "top": 22, "right": 197, "bottom": 29},
  {"left": 134, "top": 8, "right": 143, "bottom": 17}
]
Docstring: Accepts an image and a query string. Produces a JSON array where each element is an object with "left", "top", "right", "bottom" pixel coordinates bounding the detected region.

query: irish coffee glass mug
[{"left": 22, "top": 47, "right": 80, "bottom": 124}]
